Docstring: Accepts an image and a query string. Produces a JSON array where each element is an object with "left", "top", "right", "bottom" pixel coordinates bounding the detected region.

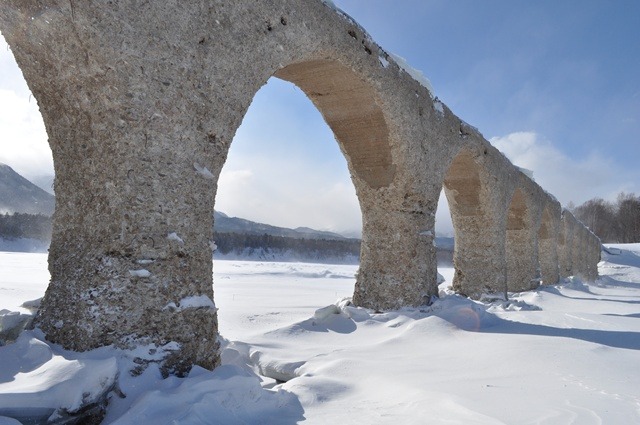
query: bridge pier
[
  {"left": 506, "top": 186, "right": 542, "bottom": 292},
  {"left": 443, "top": 147, "right": 510, "bottom": 299},
  {"left": 34, "top": 93, "right": 224, "bottom": 375},
  {"left": 587, "top": 233, "right": 601, "bottom": 281},
  {"left": 24, "top": 34, "right": 228, "bottom": 373},
  {"left": 573, "top": 226, "right": 601, "bottom": 282},
  {"left": 573, "top": 226, "right": 589, "bottom": 280},
  {"left": 538, "top": 202, "right": 561, "bottom": 285},
  {"left": 354, "top": 189, "right": 439, "bottom": 309}
]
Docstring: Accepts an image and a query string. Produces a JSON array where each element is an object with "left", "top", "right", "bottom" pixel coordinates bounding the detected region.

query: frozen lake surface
[{"left": 1, "top": 246, "right": 639, "bottom": 424}]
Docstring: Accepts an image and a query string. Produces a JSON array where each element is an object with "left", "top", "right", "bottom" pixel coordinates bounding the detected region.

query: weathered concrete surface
[
  {"left": 505, "top": 183, "right": 541, "bottom": 292},
  {"left": 538, "top": 201, "right": 561, "bottom": 285},
  {"left": 587, "top": 233, "right": 602, "bottom": 281},
  {"left": 443, "top": 144, "right": 515, "bottom": 299},
  {"left": 567, "top": 221, "right": 601, "bottom": 282},
  {"left": 558, "top": 210, "right": 577, "bottom": 278},
  {"left": 573, "top": 226, "right": 589, "bottom": 280},
  {"left": 0, "top": 0, "right": 601, "bottom": 373},
  {"left": 558, "top": 209, "right": 603, "bottom": 281}
]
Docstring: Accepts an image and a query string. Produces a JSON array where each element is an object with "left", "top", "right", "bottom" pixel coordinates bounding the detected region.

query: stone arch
[
  {"left": 537, "top": 204, "right": 560, "bottom": 285},
  {"left": 0, "top": 0, "right": 603, "bottom": 376},
  {"left": 505, "top": 187, "right": 540, "bottom": 292},
  {"left": 443, "top": 147, "right": 507, "bottom": 298},
  {"left": 226, "top": 57, "right": 401, "bottom": 307},
  {"left": 565, "top": 210, "right": 601, "bottom": 282},
  {"left": 260, "top": 56, "right": 439, "bottom": 310},
  {"left": 1, "top": 0, "right": 446, "bottom": 375}
]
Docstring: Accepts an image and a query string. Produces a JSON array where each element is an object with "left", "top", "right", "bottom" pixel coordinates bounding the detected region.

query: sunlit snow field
[{"left": 1, "top": 246, "right": 640, "bottom": 424}]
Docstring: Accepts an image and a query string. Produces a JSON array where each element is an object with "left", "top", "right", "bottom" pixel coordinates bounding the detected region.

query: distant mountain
[
  {"left": 0, "top": 167, "right": 453, "bottom": 264},
  {"left": 213, "top": 211, "right": 351, "bottom": 241},
  {"left": 29, "top": 174, "right": 55, "bottom": 195},
  {"left": 0, "top": 163, "right": 55, "bottom": 216}
]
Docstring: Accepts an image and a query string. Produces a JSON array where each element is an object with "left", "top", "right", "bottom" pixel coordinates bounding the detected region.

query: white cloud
[
  {"left": 215, "top": 156, "right": 362, "bottom": 235},
  {"left": 490, "top": 132, "right": 640, "bottom": 206},
  {"left": 216, "top": 157, "right": 456, "bottom": 237},
  {"left": 0, "top": 35, "right": 53, "bottom": 180},
  {"left": 217, "top": 169, "right": 254, "bottom": 190},
  {"left": 0, "top": 88, "right": 52, "bottom": 179}
]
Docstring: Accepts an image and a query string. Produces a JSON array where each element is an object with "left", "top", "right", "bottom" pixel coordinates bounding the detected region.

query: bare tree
[
  {"left": 573, "top": 198, "right": 617, "bottom": 242},
  {"left": 572, "top": 192, "right": 640, "bottom": 243},
  {"left": 616, "top": 192, "right": 640, "bottom": 243}
]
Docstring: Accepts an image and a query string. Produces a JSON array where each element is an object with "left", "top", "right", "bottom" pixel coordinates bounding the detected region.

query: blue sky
[
  {"left": 1, "top": 1, "right": 639, "bottom": 235},
  {"left": 345, "top": 0, "right": 640, "bottom": 149}
]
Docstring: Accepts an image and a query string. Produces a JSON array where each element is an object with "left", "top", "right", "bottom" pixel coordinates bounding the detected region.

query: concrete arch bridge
[{"left": 0, "top": 0, "right": 600, "bottom": 374}]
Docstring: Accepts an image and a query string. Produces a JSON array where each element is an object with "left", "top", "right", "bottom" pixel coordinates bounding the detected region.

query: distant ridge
[
  {"left": 0, "top": 163, "right": 355, "bottom": 238},
  {"left": 213, "top": 211, "right": 352, "bottom": 241},
  {"left": 0, "top": 163, "right": 55, "bottom": 216},
  {"left": 0, "top": 166, "right": 455, "bottom": 264}
]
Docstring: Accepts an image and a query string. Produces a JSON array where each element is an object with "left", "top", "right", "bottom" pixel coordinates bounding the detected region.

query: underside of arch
[
  {"left": 538, "top": 208, "right": 551, "bottom": 240},
  {"left": 443, "top": 150, "right": 481, "bottom": 217},
  {"left": 507, "top": 189, "right": 528, "bottom": 231},
  {"left": 275, "top": 60, "right": 395, "bottom": 189}
]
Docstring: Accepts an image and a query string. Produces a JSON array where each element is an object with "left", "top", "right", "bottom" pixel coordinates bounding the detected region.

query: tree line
[
  {"left": 0, "top": 213, "right": 53, "bottom": 241},
  {"left": 214, "top": 232, "right": 361, "bottom": 261},
  {"left": 0, "top": 213, "right": 361, "bottom": 260},
  {"left": 571, "top": 192, "right": 640, "bottom": 243},
  {"left": 5, "top": 192, "right": 637, "bottom": 251}
]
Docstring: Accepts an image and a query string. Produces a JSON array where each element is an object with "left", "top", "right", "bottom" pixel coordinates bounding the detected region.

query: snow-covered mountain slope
[
  {"left": 1, "top": 246, "right": 639, "bottom": 424},
  {"left": 214, "top": 210, "right": 350, "bottom": 240},
  {"left": 0, "top": 163, "right": 54, "bottom": 216}
]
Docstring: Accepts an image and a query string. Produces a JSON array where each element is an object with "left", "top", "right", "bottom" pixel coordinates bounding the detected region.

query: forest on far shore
[
  {"left": 0, "top": 213, "right": 52, "bottom": 242},
  {"left": 571, "top": 192, "right": 640, "bottom": 243},
  {"left": 1, "top": 191, "right": 637, "bottom": 249},
  {"left": 214, "top": 232, "right": 360, "bottom": 261},
  {"left": 0, "top": 213, "right": 360, "bottom": 260}
]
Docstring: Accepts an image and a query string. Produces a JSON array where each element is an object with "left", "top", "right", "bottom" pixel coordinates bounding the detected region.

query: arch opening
[
  {"left": 214, "top": 73, "right": 370, "bottom": 338},
  {"left": 215, "top": 76, "right": 362, "bottom": 238},
  {"left": 434, "top": 190, "right": 455, "bottom": 267},
  {"left": 0, "top": 35, "right": 55, "bottom": 248}
]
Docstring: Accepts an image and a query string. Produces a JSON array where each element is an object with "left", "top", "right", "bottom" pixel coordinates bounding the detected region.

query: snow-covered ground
[{"left": 1, "top": 246, "right": 640, "bottom": 424}]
